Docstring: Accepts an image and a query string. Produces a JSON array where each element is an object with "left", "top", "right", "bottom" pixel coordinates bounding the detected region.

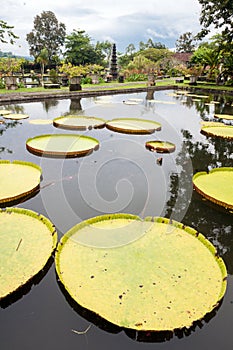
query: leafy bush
[
  {"left": 81, "top": 76, "right": 92, "bottom": 84},
  {"left": 126, "top": 73, "right": 147, "bottom": 82},
  {"left": 0, "top": 78, "right": 5, "bottom": 89}
]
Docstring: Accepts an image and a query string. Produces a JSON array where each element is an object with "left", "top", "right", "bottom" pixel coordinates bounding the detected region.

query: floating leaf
[
  {"left": 29, "top": 119, "right": 53, "bottom": 125},
  {"left": 106, "top": 118, "right": 161, "bottom": 134},
  {"left": 186, "top": 94, "right": 209, "bottom": 98},
  {"left": 55, "top": 213, "right": 227, "bottom": 332},
  {"left": 0, "top": 160, "right": 41, "bottom": 205},
  {"left": 193, "top": 167, "right": 233, "bottom": 210},
  {"left": 145, "top": 140, "right": 176, "bottom": 153},
  {"left": 0, "top": 207, "right": 57, "bottom": 300},
  {"left": 214, "top": 114, "right": 233, "bottom": 121},
  {"left": 0, "top": 110, "right": 12, "bottom": 116},
  {"left": 26, "top": 134, "right": 100, "bottom": 158},
  {"left": 200, "top": 121, "right": 225, "bottom": 127},
  {"left": 201, "top": 125, "right": 233, "bottom": 139},
  {"left": 3, "top": 113, "right": 29, "bottom": 120},
  {"left": 53, "top": 115, "right": 106, "bottom": 130},
  {"left": 123, "top": 101, "right": 140, "bottom": 105}
]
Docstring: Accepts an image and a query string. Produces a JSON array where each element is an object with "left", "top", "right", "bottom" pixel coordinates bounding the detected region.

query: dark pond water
[{"left": 0, "top": 89, "right": 233, "bottom": 350}]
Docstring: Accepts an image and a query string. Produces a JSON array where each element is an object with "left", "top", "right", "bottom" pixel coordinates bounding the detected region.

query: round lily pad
[
  {"left": 193, "top": 167, "right": 233, "bottom": 210},
  {"left": 145, "top": 140, "right": 176, "bottom": 153},
  {"left": 26, "top": 134, "right": 100, "bottom": 158},
  {"left": 214, "top": 114, "right": 233, "bottom": 120},
  {"left": 0, "top": 110, "right": 12, "bottom": 116},
  {"left": 0, "top": 207, "right": 57, "bottom": 300},
  {"left": 0, "top": 160, "right": 42, "bottom": 205},
  {"left": 201, "top": 125, "right": 233, "bottom": 139},
  {"left": 3, "top": 113, "right": 29, "bottom": 120},
  {"left": 55, "top": 213, "right": 227, "bottom": 332},
  {"left": 106, "top": 118, "right": 161, "bottom": 134},
  {"left": 53, "top": 115, "right": 106, "bottom": 130},
  {"left": 200, "top": 121, "right": 225, "bottom": 127},
  {"left": 29, "top": 119, "right": 53, "bottom": 125}
]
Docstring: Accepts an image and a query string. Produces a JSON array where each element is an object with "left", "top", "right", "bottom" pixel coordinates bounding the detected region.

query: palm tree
[{"left": 36, "top": 48, "right": 49, "bottom": 86}]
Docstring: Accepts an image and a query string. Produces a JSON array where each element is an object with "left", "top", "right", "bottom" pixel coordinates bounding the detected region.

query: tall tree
[
  {"left": 0, "top": 20, "right": 18, "bottom": 45},
  {"left": 197, "top": 0, "right": 233, "bottom": 42},
  {"left": 36, "top": 48, "right": 49, "bottom": 86},
  {"left": 26, "top": 11, "right": 66, "bottom": 63},
  {"left": 176, "top": 32, "right": 196, "bottom": 52},
  {"left": 64, "top": 29, "right": 101, "bottom": 65},
  {"left": 95, "top": 40, "right": 112, "bottom": 65}
]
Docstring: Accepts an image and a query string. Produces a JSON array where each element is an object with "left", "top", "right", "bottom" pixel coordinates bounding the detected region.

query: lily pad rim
[
  {"left": 201, "top": 125, "right": 233, "bottom": 139},
  {"left": 145, "top": 140, "right": 176, "bottom": 153},
  {"left": 193, "top": 167, "right": 233, "bottom": 210},
  {"left": 0, "top": 207, "right": 58, "bottom": 301},
  {"left": 0, "top": 160, "right": 42, "bottom": 205},
  {"left": 106, "top": 117, "right": 162, "bottom": 134},
  {"left": 53, "top": 115, "right": 106, "bottom": 130},
  {"left": 26, "top": 133, "right": 100, "bottom": 158},
  {"left": 56, "top": 213, "right": 227, "bottom": 307}
]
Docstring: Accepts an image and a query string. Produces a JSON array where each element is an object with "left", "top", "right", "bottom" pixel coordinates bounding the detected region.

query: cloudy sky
[{"left": 1, "top": 0, "right": 202, "bottom": 56}]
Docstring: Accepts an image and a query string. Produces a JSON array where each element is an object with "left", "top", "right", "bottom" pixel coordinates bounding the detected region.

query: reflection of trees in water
[
  {"left": 165, "top": 128, "right": 233, "bottom": 274},
  {"left": 42, "top": 99, "right": 59, "bottom": 113},
  {"left": 1, "top": 104, "right": 25, "bottom": 114},
  {"left": 0, "top": 120, "right": 20, "bottom": 156}
]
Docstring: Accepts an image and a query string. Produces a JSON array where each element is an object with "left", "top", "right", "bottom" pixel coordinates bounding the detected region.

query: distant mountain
[{"left": 0, "top": 51, "right": 33, "bottom": 60}]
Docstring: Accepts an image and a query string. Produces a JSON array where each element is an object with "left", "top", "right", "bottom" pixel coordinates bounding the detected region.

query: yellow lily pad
[
  {"left": 201, "top": 125, "right": 233, "bottom": 139},
  {"left": 145, "top": 140, "right": 176, "bottom": 153},
  {"left": 193, "top": 167, "right": 233, "bottom": 210},
  {"left": 26, "top": 134, "right": 100, "bottom": 158},
  {"left": 0, "top": 160, "right": 41, "bottom": 205},
  {"left": 106, "top": 118, "right": 161, "bottom": 134},
  {"left": 0, "top": 207, "right": 57, "bottom": 300},
  {"left": 214, "top": 114, "right": 233, "bottom": 120},
  {"left": 0, "top": 110, "right": 12, "bottom": 116},
  {"left": 55, "top": 214, "right": 227, "bottom": 332},
  {"left": 29, "top": 119, "right": 53, "bottom": 125},
  {"left": 53, "top": 115, "right": 106, "bottom": 130},
  {"left": 3, "top": 113, "right": 29, "bottom": 120}
]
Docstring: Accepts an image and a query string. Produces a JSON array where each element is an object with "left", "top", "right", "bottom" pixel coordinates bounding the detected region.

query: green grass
[{"left": 0, "top": 78, "right": 232, "bottom": 95}]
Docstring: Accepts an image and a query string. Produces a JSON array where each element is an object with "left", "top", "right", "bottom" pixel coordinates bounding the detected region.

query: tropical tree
[
  {"left": 95, "top": 40, "right": 112, "bottom": 66},
  {"left": 26, "top": 11, "right": 66, "bottom": 64},
  {"left": 176, "top": 32, "right": 196, "bottom": 53},
  {"left": 64, "top": 30, "right": 102, "bottom": 65},
  {"left": 197, "top": 0, "right": 233, "bottom": 42},
  {"left": 139, "top": 39, "right": 167, "bottom": 50},
  {"left": 0, "top": 57, "right": 24, "bottom": 75},
  {"left": 0, "top": 20, "right": 18, "bottom": 45},
  {"left": 139, "top": 48, "right": 172, "bottom": 63},
  {"left": 36, "top": 48, "right": 49, "bottom": 86}
]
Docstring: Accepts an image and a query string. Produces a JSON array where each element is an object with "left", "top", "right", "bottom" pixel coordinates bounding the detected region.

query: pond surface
[{"left": 0, "top": 89, "right": 233, "bottom": 350}]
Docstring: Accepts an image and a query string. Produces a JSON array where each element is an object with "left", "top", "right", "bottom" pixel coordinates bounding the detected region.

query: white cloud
[{"left": 0, "top": 0, "right": 202, "bottom": 56}]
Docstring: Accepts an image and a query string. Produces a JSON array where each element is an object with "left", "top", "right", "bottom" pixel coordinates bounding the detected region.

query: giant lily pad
[
  {"left": 201, "top": 125, "right": 233, "bottom": 139},
  {"left": 0, "top": 207, "right": 57, "bottom": 300},
  {"left": 145, "top": 140, "right": 176, "bottom": 153},
  {"left": 193, "top": 167, "right": 233, "bottom": 210},
  {"left": 55, "top": 213, "right": 227, "bottom": 332},
  {"left": 106, "top": 118, "right": 161, "bottom": 134},
  {"left": 0, "top": 160, "right": 41, "bottom": 205},
  {"left": 26, "top": 134, "right": 99, "bottom": 158},
  {"left": 0, "top": 110, "right": 12, "bottom": 116},
  {"left": 214, "top": 114, "right": 233, "bottom": 120},
  {"left": 3, "top": 113, "right": 29, "bottom": 120},
  {"left": 53, "top": 115, "right": 106, "bottom": 130}
]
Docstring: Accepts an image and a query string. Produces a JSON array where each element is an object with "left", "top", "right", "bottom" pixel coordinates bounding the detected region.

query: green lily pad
[
  {"left": 145, "top": 140, "right": 176, "bottom": 153},
  {"left": 0, "top": 160, "right": 42, "bottom": 205},
  {"left": 0, "top": 207, "right": 57, "bottom": 300},
  {"left": 214, "top": 114, "right": 233, "bottom": 120},
  {"left": 3, "top": 113, "right": 29, "bottom": 120},
  {"left": 106, "top": 118, "right": 161, "bottom": 134},
  {"left": 193, "top": 167, "right": 233, "bottom": 210},
  {"left": 55, "top": 213, "right": 227, "bottom": 332},
  {"left": 26, "top": 134, "right": 100, "bottom": 158},
  {"left": 201, "top": 125, "right": 233, "bottom": 139},
  {"left": 53, "top": 115, "right": 106, "bottom": 130},
  {"left": 200, "top": 121, "right": 225, "bottom": 127}
]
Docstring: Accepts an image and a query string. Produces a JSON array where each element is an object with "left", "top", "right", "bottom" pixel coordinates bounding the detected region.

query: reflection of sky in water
[{"left": 0, "top": 90, "right": 233, "bottom": 349}]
